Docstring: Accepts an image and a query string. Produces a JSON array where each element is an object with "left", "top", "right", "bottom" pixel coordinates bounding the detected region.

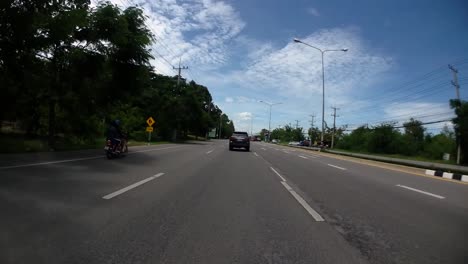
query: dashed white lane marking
[
  {"left": 261, "top": 148, "right": 267, "bottom": 150},
  {"left": 327, "top": 164, "right": 346, "bottom": 170},
  {"left": 270, "top": 167, "right": 287, "bottom": 182},
  {"left": 253, "top": 152, "right": 259, "bottom": 157},
  {"left": 103, "top": 173, "right": 165, "bottom": 200},
  {"left": 206, "top": 150, "right": 214, "bottom": 154},
  {"left": 298, "top": 155, "right": 309, "bottom": 159},
  {"left": 0, "top": 146, "right": 183, "bottom": 170},
  {"left": 280, "top": 181, "right": 325, "bottom": 222},
  {"left": 283, "top": 150, "right": 290, "bottom": 154},
  {"left": 396, "top": 184, "right": 445, "bottom": 199},
  {"left": 275, "top": 148, "right": 280, "bottom": 151}
]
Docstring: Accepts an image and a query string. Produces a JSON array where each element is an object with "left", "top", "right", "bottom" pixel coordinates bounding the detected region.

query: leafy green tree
[
  {"left": 450, "top": 99, "right": 468, "bottom": 164},
  {"left": 367, "top": 123, "right": 400, "bottom": 154},
  {"left": 401, "top": 118, "right": 425, "bottom": 155}
]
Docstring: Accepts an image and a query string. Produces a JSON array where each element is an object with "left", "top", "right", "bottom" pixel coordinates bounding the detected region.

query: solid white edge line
[
  {"left": 253, "top": 152, "right": 259, "bottom": 157},
  {"left": 327, "top": 164, "right": 346, "bottom": 170},
  {"left": 280, "top": 181, "right": 324, "bottom": 222},
  {"left": 270, "top": 167, "right": 287, "bottom": 182},
  {"left": 103, "top": 173, "right": 165, "bottom": 199},
  {"left": 206, "top": 150, "right": 214, "bottom": 154},
  {"left": 298, "top": 155, "right": 308, "bottom": 159},
  {"left": 396, "top": 184, "right": 445, "bottom": 199},
  {"left": 0, "top": 146, "right": 182, "bottom": 170}
]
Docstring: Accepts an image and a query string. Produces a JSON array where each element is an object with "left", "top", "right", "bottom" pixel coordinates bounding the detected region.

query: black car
[{"left": 229, "top": 131, "right": 250, "bottom": 151}]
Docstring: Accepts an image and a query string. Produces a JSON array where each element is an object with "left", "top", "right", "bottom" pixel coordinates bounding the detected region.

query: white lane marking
[
  {"left": 275, "top": 148, "right": 280, "bottom": 151},
  {"left": 396, "top": 184, "right": 445, "bottom": 199},
  {"left": 206, "top": 150, "right": 214, "bottom": 154},
  {"left": 253, "top": 152, "right": 259, "bottom": 157},
  {"left": 298, "top": 155, "right": 309, "bottom": 159},
  {"left": 270, "top": 167, "right": 287, "bottom": 182},
  {"left": 261, "top": 148, "right": 267, "bottom": 150},
  {"left": 103, "top": 173, "right": 165, "bottom": 199},
  {"left": 283, "top": 151, "right": 290, "bottom": 154},
  {"left": 280, "top": 181, "right": 325, "bottom": 222},
  {"left": 0, "top": 146, "right": 182, "bottom": 170},
  {"left": 327, "top": 164, "right": 346, "bottom": 170}
]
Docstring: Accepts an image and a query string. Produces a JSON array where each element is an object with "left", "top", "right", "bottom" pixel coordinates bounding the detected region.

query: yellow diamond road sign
[
  {"left": 146, "top": 126, "right": 153, "bottom": 132},
  {"left": 146, "top": 117, "right": 155, "bottom": 127}
]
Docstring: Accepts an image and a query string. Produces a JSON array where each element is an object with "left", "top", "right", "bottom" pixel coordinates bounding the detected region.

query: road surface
[{"left": 1, "top": 140, "right": 467, "bottom": 264}]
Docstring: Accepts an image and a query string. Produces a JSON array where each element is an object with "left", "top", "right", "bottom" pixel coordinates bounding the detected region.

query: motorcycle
[
  {"left": 104, "top": 133, "right": 129, "bottom": 159},
  {"left": 105, "top": 139, "right": 122, "bottom": 159}
]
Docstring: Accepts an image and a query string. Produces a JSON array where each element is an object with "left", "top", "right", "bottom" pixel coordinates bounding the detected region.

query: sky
[{"left": 101, "top": 0, "right": 468, "bottom": 135}]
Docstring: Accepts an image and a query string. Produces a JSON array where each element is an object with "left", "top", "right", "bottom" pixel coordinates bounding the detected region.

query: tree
[
  {"left": 0, "top": 1, "right": 232, "bottom": 150},
  {"left": 367, "top": 123, "right": 400, "bottom": 154},
  {"left": 308, "top": 127, "right": 320, "bottom": 144},
  {"left": 450, "top": 99, "right": 468, "bottom": 164},
  {"left": 401, "top": 118, "right": 425, "bottom": 155},
  {"left": 259, "top": 129, "right": 269, "bottom": 141}
]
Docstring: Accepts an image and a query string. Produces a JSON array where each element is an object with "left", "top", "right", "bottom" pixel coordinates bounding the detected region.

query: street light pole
[
  {"left": 293, "top": 38, "right": 347, "bottom": 145},
  {"left": 321, "top": 51, "right": 325, "bottom": 143},
  {"left": 259, "top": 101, "right": 282, "bottom": 142}
]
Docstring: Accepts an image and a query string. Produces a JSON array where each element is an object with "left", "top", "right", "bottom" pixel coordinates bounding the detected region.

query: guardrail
[{"left": 285, "top": 144, "right": 468, "bottom": 174}]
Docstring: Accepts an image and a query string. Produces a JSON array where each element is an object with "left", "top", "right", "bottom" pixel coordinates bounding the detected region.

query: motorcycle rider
[{"left": 107, "top": 119, "right": 123, "bottom": 153}]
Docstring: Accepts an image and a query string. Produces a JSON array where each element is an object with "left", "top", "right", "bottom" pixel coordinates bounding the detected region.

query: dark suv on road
[{"left": 229, "top": 131, "right": 250, "bottom": 151}]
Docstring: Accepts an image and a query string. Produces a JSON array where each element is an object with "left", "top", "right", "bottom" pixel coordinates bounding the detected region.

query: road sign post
[{"left": 146, "top": 117, "right": 155, "bottom": 145}]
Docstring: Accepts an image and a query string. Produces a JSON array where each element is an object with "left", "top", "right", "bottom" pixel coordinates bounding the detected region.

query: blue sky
[{"left": 105, "top": 0, "right": 468, "bottom": 134}]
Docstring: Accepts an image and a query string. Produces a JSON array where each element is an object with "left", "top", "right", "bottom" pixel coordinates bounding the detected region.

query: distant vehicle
[
  {"left": 299, "top": 140, "right": 310, "bottom": 146},
  {"left": 229, "top": 131, "right": 250, "bottom": 151},
  {"left": 288, "top": 141, "right": 300, "bottom": 146},
  {"left": 272, "top": 139, "right": 278, "bottom": 143}
]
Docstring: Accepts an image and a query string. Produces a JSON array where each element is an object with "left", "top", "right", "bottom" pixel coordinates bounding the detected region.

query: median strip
[
  {"left": 396, "top": 184, "right": 445, "bottom": 199},
  {"left": 425, "top": 170, "right": 468, "bottom": 182},
  {"left": 103, "top": 173, "right": 165, "bottom": 200}
]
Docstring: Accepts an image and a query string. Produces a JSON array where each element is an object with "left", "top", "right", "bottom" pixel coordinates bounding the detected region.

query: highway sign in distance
[
  {"left": 146, "top": 117, "right": 155, "bottom": 127},
  {"left": 146, "top": 126, "right": 154, "bottom": 132}
]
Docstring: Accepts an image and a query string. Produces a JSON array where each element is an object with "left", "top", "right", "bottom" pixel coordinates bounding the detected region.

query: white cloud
[
  {"left": 228, "top": 27, "right": 393, "bottom": 102},
  {"left": 238, "top": 112, "right": 253, "bottom": 120},
  {"left": 306, "top": 7, "right": 320, "bottom": 17},
  {"left": 225, "top": 97, "right": 234, "bottom": 103},
  {"left": 233, "top": 112, "right": 253, "bottom": 132},
  {"left": 100, "top": 0, "right": 245, "bottom": 76}
]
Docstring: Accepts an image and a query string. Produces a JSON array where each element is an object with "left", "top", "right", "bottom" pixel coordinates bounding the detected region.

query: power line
[
  {"left": 348, "top": 113, "right": 455, "bottom": 127},
  {"left": 345, "top": 119, "right": 452, "bottom": 132},
  {"left": 343, "top": 60, "right": 468, "bottom": 115}
]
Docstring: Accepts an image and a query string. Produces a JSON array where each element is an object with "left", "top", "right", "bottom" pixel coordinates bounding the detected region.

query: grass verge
[
  {"left": 331, "top": 148, "right": 456, "bottom": 165},
  {"left": 0, "top": 133, "right": 172, "bottom": 153}
]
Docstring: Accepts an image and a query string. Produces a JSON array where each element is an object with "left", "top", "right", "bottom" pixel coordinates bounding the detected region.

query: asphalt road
[{"left": 0, "top": 140, "right": 467, "bottom": 264}]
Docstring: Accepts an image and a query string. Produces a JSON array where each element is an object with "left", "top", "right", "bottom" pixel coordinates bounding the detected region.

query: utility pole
[
  {"left": 295, "top": 120, "right": 300, "bottom": 129},
  {"left": 449, "top": 64, "right": 461, "bottom": 165},
  {"left": 309, "top": 114, "right": 315, "bottom": 146},
  {"left": 331, "top": 107, "right": 339, "bottom": 149},
  {"left": 250, "top": 116, "right": 253, "bottom": 136},
  {"left": 173, "top": 58, "right": 188, "bottom": 87},
  {"left": 309, "top": 114, "right": 315, "bottom": 128}
]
